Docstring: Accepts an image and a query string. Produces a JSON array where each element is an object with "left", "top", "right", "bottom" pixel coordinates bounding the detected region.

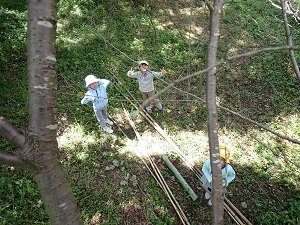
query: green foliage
[
  {"left": 0, "top": 3, "right": 28, "bottom": 125},
  {"left": 0, "top": 6, "right": 27, "bottom": 70},
  {"left": 0, "top": 169, "right": 49, "bottom": 224},
  {"left": 1, "top": 0, "right": 300, "bottom": 224}
]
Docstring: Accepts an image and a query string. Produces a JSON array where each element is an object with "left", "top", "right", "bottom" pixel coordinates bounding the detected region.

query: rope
[
  {"left": 76, "top": 41, "right": 252, "bottom": 224},
  {"left": 58, "top": 32, "right": 300, "bottom": 145},
  {"left": 55, "top": 4, "right": 297, "bottom": 223},
  {"left": 96, "top": 34, "right": 300, "bottom": 145},
  {"left": 97, "top": 33, "right": 137, "bottom": 64}
]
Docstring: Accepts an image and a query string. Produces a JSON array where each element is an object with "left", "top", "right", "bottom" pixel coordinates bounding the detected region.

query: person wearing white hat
[
  {"left": 127, "top": 60, "right": 166, "bottom": 114},
  {"left": 81, "top": 74, "right": 114, "bottom": 134},
  {"left": 201, "top": 147, "right": 236, "bottom": 206}
]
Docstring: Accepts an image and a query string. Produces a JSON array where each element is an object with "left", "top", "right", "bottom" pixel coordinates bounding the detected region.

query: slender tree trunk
[
  {"left": 0, "top": 0, "right": 83, "bottom": 224},
  {"left": 206, "top": 0, "right": 225, "bottom": 224}
]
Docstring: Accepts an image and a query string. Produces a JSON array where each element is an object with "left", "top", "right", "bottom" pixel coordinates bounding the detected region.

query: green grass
[{"left": 1, "top": 0, "right": 300, "bottom": 224}]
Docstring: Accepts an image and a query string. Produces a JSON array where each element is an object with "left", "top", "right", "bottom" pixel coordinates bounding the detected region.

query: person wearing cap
[
  {"left": 201, "top": 147, "right": 236, "bottom": 205},
  {"left": 127, "top": 60, "right": 166, "bottom": 114},
  {"left": 81, "top": 74, "right": 114, "bottom": 134}
]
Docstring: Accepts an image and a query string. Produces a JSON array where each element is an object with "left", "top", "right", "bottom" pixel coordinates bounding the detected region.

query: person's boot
[
  {"left": 105, "top": 119, "right": 113, "bottom": 125},
  {"left": 145, "top": 106, "right": 153, "bottom": 114},
  {"left": 103, "top": 126, "right": 113, "bottom": 134},
  {"left": 205, "top": 192, "right": 210, "bottom": 199},
  {"left": 157, "top": 102, "right": 163, "bottom": 111}
]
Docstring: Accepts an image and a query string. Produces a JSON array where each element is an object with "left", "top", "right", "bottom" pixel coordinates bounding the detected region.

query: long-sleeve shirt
[
  {"left": 128, "top": 70, "right": 163, "bottom": 92},
  {"left": 202, "top": 159, "right": 236, "bottom": 187},
  {"left": 81, "top": 79, "right": 110, "bottom": 111}
]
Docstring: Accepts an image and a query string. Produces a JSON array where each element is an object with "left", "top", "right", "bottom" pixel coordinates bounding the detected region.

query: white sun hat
[
  {"left": 85, "top": 74, "right": 99, "bottom": 87},
  {"left": 138, "top": 60, "right": 149, "bottom": 66}
]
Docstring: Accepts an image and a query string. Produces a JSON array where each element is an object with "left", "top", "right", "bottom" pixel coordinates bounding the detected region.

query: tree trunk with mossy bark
[{"left": 0, "top": 0, "right": 83, "bottom": 224}]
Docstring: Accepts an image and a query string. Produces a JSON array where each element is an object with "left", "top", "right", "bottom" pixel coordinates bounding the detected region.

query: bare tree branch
[
  {"left": 137, "top": 45, "right": 300, "bottom": 145},
  {"left": 172, "top": 46, "right": 300, "bottom": 85},
  {"left": 140, "top": 46, "right": 300, "bottom": 104},
  {"left": 217, "top": 105, "right": 300, "bottom": 144},
  {"left": 0, "top": 116, "right": 25, "bottom": 148},
  {"left": 204, "top": 0, "right": 214, "bottom": 11},
  {"left": 268, "top": 0, "right": 300, "bottom": 21},
  {"left": 153, "top": 81, "right": 300, "bottom": 144},
  {"left": 280, "top": 0, "right": 300, "bottom": 82},
  {"left": 226, "top": 45, "right": 300, "bottom": 60},
  {"left": 0, "top": 151, "right": 34, "bottom": 171}
]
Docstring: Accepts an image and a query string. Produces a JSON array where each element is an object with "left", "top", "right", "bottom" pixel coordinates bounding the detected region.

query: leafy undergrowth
[
  {"left": 54, "top": 112, "right": 300, "bottom": 225},
  {"left": 1, "top": 0, "right": 300, "bottom": 224}
]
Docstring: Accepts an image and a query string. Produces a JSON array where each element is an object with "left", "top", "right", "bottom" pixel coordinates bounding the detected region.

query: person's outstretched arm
[{"left": 81, "top": 92, "right": 93, "bottom": 104}]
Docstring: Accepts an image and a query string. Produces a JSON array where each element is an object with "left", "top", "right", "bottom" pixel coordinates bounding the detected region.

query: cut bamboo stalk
[{"left": 162, "top": 154, "right": 198, "bottom": 201}]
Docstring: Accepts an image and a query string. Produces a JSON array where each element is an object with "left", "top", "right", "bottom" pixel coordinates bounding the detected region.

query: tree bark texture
[
  {"left": 0, "top": 0, "right": 84, "bottom": 224},
  {"left": 206, "top": 0, "right": 225, "bottom": 224},
  {"left": 27, "top": 0, "right": 83, "bottom": 224}
]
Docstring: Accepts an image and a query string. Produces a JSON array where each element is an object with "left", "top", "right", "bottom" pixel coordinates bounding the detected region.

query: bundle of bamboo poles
[
  {"left": 123, "top": 108, "right": 191, "bottom": 225},
  {"left": 109, "top": 70, "right": 252, "bottom": 225}
]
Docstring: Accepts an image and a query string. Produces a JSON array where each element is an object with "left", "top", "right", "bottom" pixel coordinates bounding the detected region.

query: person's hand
[
  {"left": 160, "top": 67, "right": 166, "bottom": 75},
  {"left": 127, "top": 68, "right": 134, "bottom": 76}
]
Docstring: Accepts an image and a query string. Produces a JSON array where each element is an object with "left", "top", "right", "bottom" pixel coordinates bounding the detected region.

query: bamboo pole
[
  {"left": 224, "top": 201, "right": 245, "bottom": 225},
  {"left": 161, "top": 154, "right": 198, "bottom": 201},
  {"left": 123, "top": 108, "right": 190, "bottom": 225}
]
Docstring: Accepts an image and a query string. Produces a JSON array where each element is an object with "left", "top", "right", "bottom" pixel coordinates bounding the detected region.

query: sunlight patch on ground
[
  {"left": 57, "top": 123, "right": 97, "bottom": 149},
  {"left": 57, "top": 5, "right": 83, "bottom": 34},
  {"left": 228, "top": 46, "right": 238, "bottom": 55},
  {"left": 118, "top": 131, "right": 166, "bottom": 157},
  {"left": 57, "top": 36, "right": 82, "bottom": 45},
  {"left": 238, "top": 147, "right": 261, "bottom": 165},
  {"left": 119, "top": 129, "right": 209, "bottom": 166},
  {"left": 157, "top": 21, "right": 174, "bottom": 30},
  {"left": 57, "top": 111, "right": 300, "bottom": 172},
  {"left": 173, "top": 130, "right": 209, "bottom": 162},
  {"left": 273, "top": 113, "right": 300, "bottom": 139},
  {"left": 185, "top": 25, "right": 203, "bottom": 40},
  {"left": 116, "top": 122, "right": 285, "bottom": 170},
  {"left": 166, "top": 8, "right": 175, "bottom": 16},
  {"left": 179, "top": 7, "right": 203, "bottom": 16},
  {"left": 117, "top": 127, "right": 255, "bottom": 167},
  {"left": 130, "top": 37, "right": 144, "bottom": 52}
]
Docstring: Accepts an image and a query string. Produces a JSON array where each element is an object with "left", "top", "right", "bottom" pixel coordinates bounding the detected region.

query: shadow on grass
[
  {"left": 1, "top": 115, "right": 299, "bottom": 224},
  {"left": 57, "top": 127, "right": 299, "bottom": 225}
]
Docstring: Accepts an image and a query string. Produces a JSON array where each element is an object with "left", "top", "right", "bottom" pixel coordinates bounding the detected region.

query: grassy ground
[{"left": 0, "top": 0, "right": 300, "bottom": 224}]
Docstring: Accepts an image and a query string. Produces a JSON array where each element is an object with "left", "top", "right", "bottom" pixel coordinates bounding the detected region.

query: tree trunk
[
  {"left": 206, "top": 0, "right": 225, "bottom": 224},
  {"left": 0, "top": 0, "right": 83, "bottom": 224}
]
